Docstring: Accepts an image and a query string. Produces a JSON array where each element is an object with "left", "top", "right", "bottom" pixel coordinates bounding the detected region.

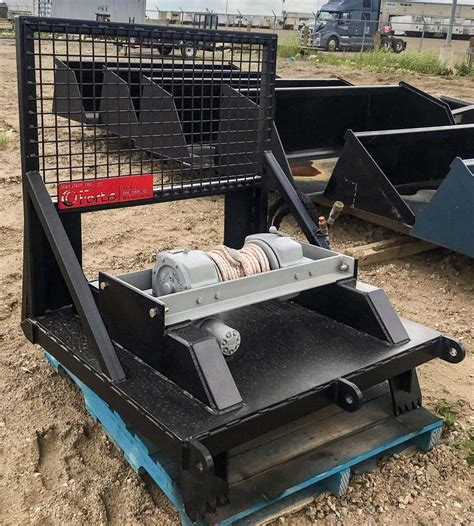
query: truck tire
[
  {"left": 181, "top": 42, "right": 197, "bottom": 59},
  {"left": 380, "top": 37, "right": 392, "bottom": 51},
  {"left": 160, "top": 45, "right": 173, "bottom": 56},
  {"left": 326, "top": 36, "right": 339, "bottom": 52},
  {"left": 392, "top": 39, "right": 405, "bottom": 53}
]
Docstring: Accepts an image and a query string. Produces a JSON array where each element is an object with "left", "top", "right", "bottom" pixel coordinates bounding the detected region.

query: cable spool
[
  {"left": 206, "top": 244, "right": 271, "bottom": 282},
  {"left": 152, "top": 233, "right": 305, "bottom": 297}
]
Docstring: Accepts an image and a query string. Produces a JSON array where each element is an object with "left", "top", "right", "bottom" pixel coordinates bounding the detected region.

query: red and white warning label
[{"left": 58, "top": 175, "right": 154, "bottom": 210}]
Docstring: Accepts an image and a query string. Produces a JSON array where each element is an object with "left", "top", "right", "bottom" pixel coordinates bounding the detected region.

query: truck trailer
[{"left": 383, "top": 1, "right": 474, "bottom": 39}]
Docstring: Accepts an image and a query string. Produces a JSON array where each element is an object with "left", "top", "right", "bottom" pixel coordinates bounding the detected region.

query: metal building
[
  {"left": 38, "top": 0, "right": 146, "bottom": 24},
  {"left": 5, "top": 1, "right": 35, "bottom": 16}
]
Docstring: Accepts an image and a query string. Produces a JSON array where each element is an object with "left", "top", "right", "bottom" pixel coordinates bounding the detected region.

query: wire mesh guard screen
[{"left": 17, "top": 18, "right": 277, "bottom": 199}]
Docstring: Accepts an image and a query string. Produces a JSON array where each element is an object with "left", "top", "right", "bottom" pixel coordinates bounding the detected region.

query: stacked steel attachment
[
  {"left": 17, "top": 17, "right": 466, "bottom": 524},
  {"left": 321, "top": 125, "right": 474, "bottom": 257},
  {"left": 274, "top": 84, "right": 474, "bottom": 257}
]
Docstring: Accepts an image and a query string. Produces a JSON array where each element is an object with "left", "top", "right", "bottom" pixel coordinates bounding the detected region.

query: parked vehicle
[
  {"left": 122, "top": 13, "right": 219, "bottom": 59},
  {"left": 300, "top": 0, "right": 406, "bottom": 52},
  {"left": 233, "top": 16, "right": 250, "bottom": 27}
]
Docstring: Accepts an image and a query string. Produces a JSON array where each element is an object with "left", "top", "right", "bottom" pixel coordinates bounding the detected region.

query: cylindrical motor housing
[
  {"left": 198, "top": 317, "right": 241, "bottom": 357},
  {"left": 152, "top": 249, "right": 219, "bottom": 297},
  {"left": 244, "top": 232, "right": 306, "bottom": 269}
]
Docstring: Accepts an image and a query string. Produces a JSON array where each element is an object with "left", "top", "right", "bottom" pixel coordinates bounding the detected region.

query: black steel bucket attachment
[
  {"left": 52, "top": 58, "right": 241, "bottom": 124},
  {"left": 320, "top": 124, "right": 474, "bottom": 256},
  {"left": 52, "top": 56, "right": 350, "bottom": 131},
  {"left": 51, "top": 56, "right": 355, "bottom": 166},
  {"left": 274, "top": 82, "right": 454, "bottom": 163}
]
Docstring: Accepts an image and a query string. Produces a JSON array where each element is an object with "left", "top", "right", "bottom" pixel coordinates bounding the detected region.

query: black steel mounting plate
[{"left": 28, "top": 297, "right": 457, "bottom": 459}]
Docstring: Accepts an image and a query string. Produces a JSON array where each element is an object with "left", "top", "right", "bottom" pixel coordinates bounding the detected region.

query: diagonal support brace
[
  {"left": 264, "top": 150, "right": 330, "bottom": 249},
  {"left": 23, "top": 171, "right": 125, "bottom": 382}
]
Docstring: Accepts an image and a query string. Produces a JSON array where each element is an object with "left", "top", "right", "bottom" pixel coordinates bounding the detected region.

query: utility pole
[
  {"left": 439, "top": 0, "right": 457, "bottom": 63},
  {"left": 445, "top": 0, "right": 457, "bottom": 48}
]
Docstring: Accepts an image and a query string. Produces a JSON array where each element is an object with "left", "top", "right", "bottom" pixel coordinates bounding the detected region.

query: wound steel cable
[{"left": 206, "top": 243, "right": 271, "bottom": 282}]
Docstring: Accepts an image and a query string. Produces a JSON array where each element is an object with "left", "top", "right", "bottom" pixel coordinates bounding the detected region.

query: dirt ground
[{"left": 0, "top": 37, "right": 473, "bottom": 525}]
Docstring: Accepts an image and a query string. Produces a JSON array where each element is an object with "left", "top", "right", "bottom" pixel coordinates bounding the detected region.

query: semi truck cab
[{"left": 302, "top": 0, "right": 405, "bottom": 52}]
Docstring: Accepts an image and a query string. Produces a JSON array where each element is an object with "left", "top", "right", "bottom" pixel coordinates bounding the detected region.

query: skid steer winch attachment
[{"left": 17, "top": 16, "right": 465, "bottom": 524}]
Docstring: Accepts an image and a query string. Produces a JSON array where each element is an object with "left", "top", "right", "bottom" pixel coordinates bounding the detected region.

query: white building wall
[
  {"left": 40, "top": 0, "right": 146, "bottom": 23},
  {"left": 6, "top": 1, "right": 36, "bottom": 15}
]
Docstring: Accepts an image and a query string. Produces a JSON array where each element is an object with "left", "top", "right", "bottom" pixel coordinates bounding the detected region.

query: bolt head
[
  {"left": 339, "top": 262, "right": 349, "bottom": 273},
  {"left": 196, "top": 296, "right": 203, "bottom": 304},
  {"left": 149, "top": 307, "right": 158, "bottom": 318},
  {"left": 100, "top": 281, "right": 108, "bottom": 290},
  {"left": 294, "top": 273, "right": 300, "bottom": 280},
  {"left": 449, "top": 348, "right": 457, "bottom": 358}
]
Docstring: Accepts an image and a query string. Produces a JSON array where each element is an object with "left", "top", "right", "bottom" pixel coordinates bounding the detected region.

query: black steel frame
[
  {"left": 17, "top": 17, "right": 276, "bottom": 192},
  {"left": 17, "top": 17, "right": 466, "bottom": 522}
]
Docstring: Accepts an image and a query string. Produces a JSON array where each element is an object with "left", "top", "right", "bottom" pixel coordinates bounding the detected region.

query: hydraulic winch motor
[{"left": 152, "top": 231, "right": 311, "bottom": 357}]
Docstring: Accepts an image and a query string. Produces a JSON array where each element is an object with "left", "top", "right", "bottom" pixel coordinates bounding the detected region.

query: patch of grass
[
  {"left": 308, "top": 50, "right": 473, "bottom": 78},
  {"left": 456, "top": 62, "right": 473, "bottom": 77},
  {"left": 0, "top": 25, "right": 14, "bottom": 39},
  {"left": 277, "top": 37, "right": 301, "bottom": 58},
  {"left": 435, "top": 399, "right": 459, "bottom": 427},
  {"left": 0, "top": 129, "right": 11, "bottom": 150},
  {"left": 435, "top": 400, "right": 473, "bottom": 465},
  {"left": 466, "top": 429, "right": 474, "bottom": 466}
]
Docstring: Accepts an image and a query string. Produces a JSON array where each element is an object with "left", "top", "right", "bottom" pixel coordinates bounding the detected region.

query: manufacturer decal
[{"left": 58, "top": 175, "right": 154, "bottom": 210}]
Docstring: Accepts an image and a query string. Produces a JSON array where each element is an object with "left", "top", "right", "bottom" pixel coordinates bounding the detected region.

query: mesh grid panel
[{"left": 17, "top": 18, "right": 277, "bottom": 198}]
